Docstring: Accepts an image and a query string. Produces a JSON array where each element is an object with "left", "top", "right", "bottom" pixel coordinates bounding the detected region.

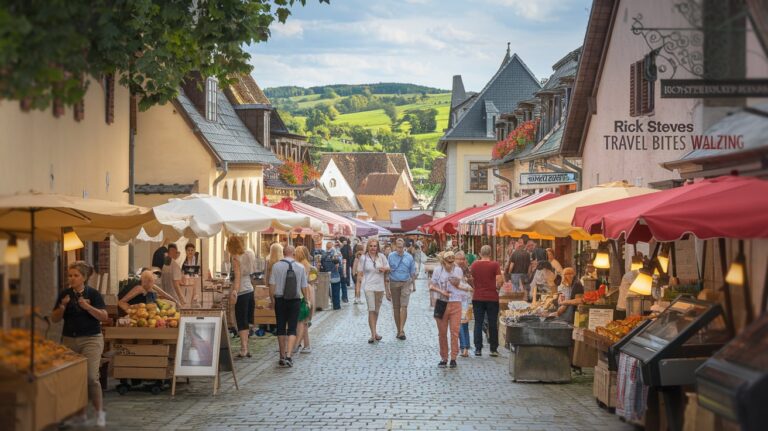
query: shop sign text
[{"left": 604, "top": 119, "right": 744, "bottom": 151}]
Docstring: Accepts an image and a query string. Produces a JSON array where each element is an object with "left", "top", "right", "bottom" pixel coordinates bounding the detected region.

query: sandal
[
  {"left": 375, "top": 335, "right": 382, "bottom": 341},
  {"left": 368, "top": 338, "right": 375, "bottom": 344}
]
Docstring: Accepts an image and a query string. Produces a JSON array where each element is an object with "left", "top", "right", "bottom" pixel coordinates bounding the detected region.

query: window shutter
[
  {"left": 629, "top": 63, "right": 637, "bottom": 117},
  {"left": 640, "top": 61, "right": 650, "bottom": 114},
  {"left": 105, "top": 73, "right": 115, "bottom": 124}
]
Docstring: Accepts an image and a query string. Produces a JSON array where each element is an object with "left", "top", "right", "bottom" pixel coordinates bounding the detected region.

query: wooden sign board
[{"left": 171, "top": 309, "right": 238, "bottom": 396}]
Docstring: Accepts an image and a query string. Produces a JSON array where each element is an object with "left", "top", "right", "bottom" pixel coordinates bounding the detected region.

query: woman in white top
[
  {"left": 355, "top": 238, "right": 390, "bottom": 344},
  {"left": 429, "top": 251, "right": 470, "bottom": 369},
  {"left": 546, "top": 248, "right": 563, "bottom": 275},
  {"left": 227, "top": 236, "right": 255, "bottom": 358}
]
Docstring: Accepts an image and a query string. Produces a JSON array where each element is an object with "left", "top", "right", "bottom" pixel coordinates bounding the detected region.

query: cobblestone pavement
[{"left": 94, "top": 278, "right": 632, "bottom": 430}]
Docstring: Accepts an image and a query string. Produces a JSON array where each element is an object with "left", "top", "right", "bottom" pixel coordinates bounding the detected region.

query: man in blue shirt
[{"left": 387, "top": 238, "right": 416, "bottom": 340}]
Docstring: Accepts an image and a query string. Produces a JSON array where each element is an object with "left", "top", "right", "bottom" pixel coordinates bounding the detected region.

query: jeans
[
  {"left": 459, "top": 322, "right": 470, "bottom": 349},
  {"left": 341, "top": 277, "right": 349, "bottom": 302},
  {"left": 510, "top": 273, "right": 530, "bottom": 294},
  {"left": 472, "top": 300, "right": 499, "bottom": 352},
  {"left": 331, "top": 281, "right": 342, "bottom": 309}
]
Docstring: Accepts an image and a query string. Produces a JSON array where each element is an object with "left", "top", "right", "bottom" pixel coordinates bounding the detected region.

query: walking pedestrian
[
  {"left": 454, "top": 251, "right": 474, "bottom": 357},
  {"left": 508, "top": 241, "right": 532, "bottom": 298},
  {"left": 546, "top": 247, "right": 563, "bottom": 275},
  {"left": 429, "top": 251, "right": 469, "bottom": 368},
  {"left": 294, "top": 246, "right": 314, "bottom": 353},
  {"left": 387, "top": 238, "right": 416, "bottom": 340},
  {"left": 470, "top": 245, "right": 502, "bottom": 357},
  {"left": 269, "top": 245, "right": 310, "bottom": 367},
  {"left": 340, "top": 237, "right": 352, "bottom": 303},
  {"left": 351, "top": 243, "right": 364, "bottom": 304},
  {"left": 52, "top": 261, "right": 108, "bottom": 428},
  {"left": 227, "top": 235, "right": 255, "bottom": 358},
  {"left": 355, "top": 238, "right": 389, "bottom": 343},
  {"left": 322, "top": 243, "right": 344, "bottom": 310}
]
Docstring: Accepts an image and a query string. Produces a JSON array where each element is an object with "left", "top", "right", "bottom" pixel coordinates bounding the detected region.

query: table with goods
[
  {"left": 0, "top": 329, "right": 88, "bottom": 431},
  {"left": 107, "top": 299, "right": 181, "bottom": 395},
  {"left": 499, "top": 295, "right": 573, "bottom": 383}
]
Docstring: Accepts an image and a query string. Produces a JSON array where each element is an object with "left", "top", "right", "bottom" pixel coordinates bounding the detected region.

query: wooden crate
[
  {"left": 593, "top": 361, "right": 618, "bottom": 408},
  {"left": 113, "top": 366, "right": 173, "bottom": 380},
  {"left": 582, "top": 328, "right": 613, "bottom": 352},
  {"left": 0, "top": 358, "right": 88, "bottom": 431},
  {"left": 572, "top": 340, "right": 598, "bottom": 368},
  {"left": 105, "top": 327, "right": 178, "bottom": 381},
  {"left": 104, "top": 327, "right": 179, "bottom": 341}
]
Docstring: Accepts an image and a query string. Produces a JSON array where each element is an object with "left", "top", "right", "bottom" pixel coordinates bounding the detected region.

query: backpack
[{"left": 281, "top": 259, "right": 300, "bottom": 299}]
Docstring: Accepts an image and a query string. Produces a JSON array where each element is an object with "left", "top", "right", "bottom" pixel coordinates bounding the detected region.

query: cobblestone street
[{"left": 101, "top": 279, "right": 632, "bottom": 430}]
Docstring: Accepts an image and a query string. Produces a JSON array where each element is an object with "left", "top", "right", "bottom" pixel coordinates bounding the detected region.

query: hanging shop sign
[
  {"left": 520, "top": 172, "right": 577, "bottom": 185},
  {"left": 660, "top": 79, "right": 768, "bottom": 99}
]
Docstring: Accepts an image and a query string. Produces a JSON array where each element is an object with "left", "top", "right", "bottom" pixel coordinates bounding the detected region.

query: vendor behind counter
[
  {"left": 551, "top": 267, "right": 584, "bottom": 323},
  {"left": 118, "top": 269, "right": 178, "bottom": 313}
]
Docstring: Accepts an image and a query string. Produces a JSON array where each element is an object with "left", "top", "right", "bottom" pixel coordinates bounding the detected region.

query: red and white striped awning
[
  {"left": 457, "top": 192, "right": 556, "bottom": 236},
  {"left": 270, "top": 198, "right": 354, "bottom": 237}
]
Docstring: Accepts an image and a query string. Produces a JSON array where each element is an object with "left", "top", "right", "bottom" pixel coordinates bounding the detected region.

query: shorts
[
  {"left": 389, "top": 280, "right": 412, "bottom": 309},
  {"left": 62, "top": 335, "right": 104, "bottom": 386},
  {"left": 235, "top": 291, "right": 255, "bottom": 331},
  {"left": 365, "top": 290, "right": 384, "bottom": 313},
  {"left": 274, "top": 297, "right": 301, "bottom": 336}
]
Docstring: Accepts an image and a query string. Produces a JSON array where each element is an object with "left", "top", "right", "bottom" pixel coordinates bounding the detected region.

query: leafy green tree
[
  {"left": 305, "top": 109, "right": 329, "bottom": 131},
  {"left": 399, "top": 135, "right": 415, "bottom": 155},
  {"left": 321, "top": 88, "right": 339, "bottom": 99},
  {"left": 0, "top": 0, "right": 329, "bottom": 110},
  {"left": 383, "top": 104, "right": 398, "bottom": 124},
  {"left": 349, "top": 125, "right": 374, "bottom": 147}
]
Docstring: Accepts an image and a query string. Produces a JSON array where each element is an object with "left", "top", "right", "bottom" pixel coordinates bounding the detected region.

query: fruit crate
[
  {"left": 593, "top": 359, "right": 618, "bottom": 410},
  {"left": 582, "top": 328, "right": 614, "bottom": 353},
  {"left": 0, "top": 357, "right": 88, "bottom": 431},
  {"left": 104, "top": 327, "right": 179, "bottom": 394}
]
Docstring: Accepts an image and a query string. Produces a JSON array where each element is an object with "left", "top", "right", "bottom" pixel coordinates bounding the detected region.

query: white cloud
[
  {"left": 270, "top": 20, "right": 305, "bottom": 38},
  {"left": 488, "top": 0, "right": 566, "bottom": 22}
]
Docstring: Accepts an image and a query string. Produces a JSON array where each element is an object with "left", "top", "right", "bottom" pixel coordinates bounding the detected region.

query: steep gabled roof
[
  {"left": 298, "top": 183, "right": 360, "bottom": 212},
  {"left": 318, "top": 152, "right": 412, "bottom": 193},
  {"left": 441, "top": 54, "right": 541, "bottom": 144},
  {"left": 227, "top": 74, "right": 271, "bottom": 105},
  {"left": 429, "top": 157, "right": 446, "bottom": 184},
  {"left": 357, "top": 173, "right": 402, "bottom": 195},
  {"left": 176, "top": 86, "right": 281, "bottom": 165}
]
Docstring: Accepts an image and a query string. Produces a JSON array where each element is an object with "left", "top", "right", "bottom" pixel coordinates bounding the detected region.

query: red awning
[
  {"left": 571, "top": 175, "right": 768, "bottom": 242},
  {"left": 420, "top": 204, "right": 490, "bottom": 235},
  {"left": 400, "top": 214, "right": 433, "bottom": 232}
]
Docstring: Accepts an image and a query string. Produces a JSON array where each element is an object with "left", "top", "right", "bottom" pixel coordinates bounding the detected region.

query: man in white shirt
[{"left": 269, "top": 245, "right": 310, "bottom": 368}]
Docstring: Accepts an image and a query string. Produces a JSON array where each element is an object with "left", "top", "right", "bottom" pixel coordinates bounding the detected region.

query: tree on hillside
[
  {"left": 305, "top": 109, "right": 329, "bottom": 131},
  {"left": 405, "top": 108, "right": 438, "bottom": 134},
  {"left": 349, "top": 125, "right": 374, "bottom": 147},
  {"left": 0, "top": 0, "right": 328, "bottom": 110},
  {"left": 399, "top": 136, "right": 416, "bottom": 155},
  {"left": 383, "top": 104, "right": 398, "bottom": 124},
  {"left": 322, "top": 88, "right": 339, "bottom": 99}
]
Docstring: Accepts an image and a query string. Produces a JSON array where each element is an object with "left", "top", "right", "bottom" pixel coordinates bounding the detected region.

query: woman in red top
[{"left": 469, "top": 245, "right": 502, "bottom": 357}]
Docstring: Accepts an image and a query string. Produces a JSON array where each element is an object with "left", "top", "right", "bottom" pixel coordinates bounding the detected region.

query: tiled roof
[
  {"left": 176, "top": 87, "right": 281, "bottom": 165},
  {"left": 450, "top": 75, "right": 468, "bottom": 108},
  {"left": 357, "top": 173, "right": 402, "bottom": 195},
  {"left": 226, "top": 75, "right": 271, "bottom": 105},
  {"left": 132, "top": 183, "right": 196, "bottom": 195},
  {"left": 429, "top": 157, "right": 446, "bottom": 184},
  {"left": 386, "top": 154, "right": 412, "bottom": 181},
  {"left": 519, "top": 122, "right": 564, "bottom": 161},
  {"left": 541, "top": 47, "right": 581, "bottom": 92},
  {"left": 428, "top": 184, "right": 447, "bottom": 212},
  {"left": 298, "top": 184, "right": 360, "bottom": 212},
  {"left": 441, "top": 54, "right": 542, "bottom": 142},
  {"left": 319, "top": 152, "right": 411, "bottom": 194},
  {"left": 263, "top": 167, "right": 315, "bottom": 191}
]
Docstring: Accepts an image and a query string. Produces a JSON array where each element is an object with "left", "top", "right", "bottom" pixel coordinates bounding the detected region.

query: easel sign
[{"left": 171, "top": 309, "right": 238, "bottom": 396}]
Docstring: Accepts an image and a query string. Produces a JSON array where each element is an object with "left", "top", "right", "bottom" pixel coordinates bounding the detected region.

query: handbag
[{"left": 433, "top": 298, "right": 448, "bottom": 319}]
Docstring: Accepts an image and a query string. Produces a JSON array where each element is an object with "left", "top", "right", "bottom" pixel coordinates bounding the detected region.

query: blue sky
[{"left": 248, "top": 0, "right": 592, "bottom": 92}]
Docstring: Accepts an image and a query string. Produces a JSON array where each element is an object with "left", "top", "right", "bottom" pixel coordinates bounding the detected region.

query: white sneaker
[
  {"left": 95, "top": 411, "right": 106, "bottom": 428},
  {"left": 62, "top": 413, "right": 88, "bottom": 428},
  {"left": 301, "top": 346, "right": 312, "bottom": 354}
]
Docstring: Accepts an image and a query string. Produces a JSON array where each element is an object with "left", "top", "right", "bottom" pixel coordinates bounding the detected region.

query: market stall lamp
[
  {"left": 629, "top": 267, "right": 654, "bottom": 296},
  {"left": 657, "top": 248, "right": 670, "bottom": 273},
  {"left": 630, "top": 255, "right": 644, "bottom": 271},
  {"left": 593, "top": 244, "right": 610, "bottom": 269},
  {"left": 725, "top": 254, "right": 745, "bottom": 286},
  {"left": 62, "top": 227, "right": 84, "bottom": 252},
  {"left": 4, "top": 236, "right": 20, "bottom": 265}
]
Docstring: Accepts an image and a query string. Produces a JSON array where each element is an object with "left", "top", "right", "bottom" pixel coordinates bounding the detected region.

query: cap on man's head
[{"left": 443, "top": 251, "right": 455, "bottom": 260}]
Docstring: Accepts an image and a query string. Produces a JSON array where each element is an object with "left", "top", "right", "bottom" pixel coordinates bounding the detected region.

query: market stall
[
  {"left": 343, "top": 215, "right": 392, "bottom": 238},
  {"left": 271, "top": 197, "right": 354, "bottom": 237}
]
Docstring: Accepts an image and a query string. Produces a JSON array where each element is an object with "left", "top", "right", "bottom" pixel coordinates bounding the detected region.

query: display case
[
  {"left": 620, "top": 297, "right": 730, "bottom": 387},
  {"left": 696, "top": 313, "right": 768, "bottom": 431}
]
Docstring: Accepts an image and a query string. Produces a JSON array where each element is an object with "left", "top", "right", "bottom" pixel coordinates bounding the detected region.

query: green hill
[{"left": 264, "top": 83, "right": 446, "bottom": 99}]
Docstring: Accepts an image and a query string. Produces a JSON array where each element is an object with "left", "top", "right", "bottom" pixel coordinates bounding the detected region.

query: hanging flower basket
[
  {"left": 491, "top": 119, "right": 540, "bottom": 160},
  {"left": 278, "top": 160, "right": 319, "bottom": 185}
]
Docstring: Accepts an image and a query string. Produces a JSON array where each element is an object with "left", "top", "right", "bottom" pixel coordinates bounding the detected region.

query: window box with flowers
[
  {"left": 491, "top": 119, "right": 540, "bottom": 160},
  {"left": 277, "top": 160, "right": 320, "bottom": 185}
]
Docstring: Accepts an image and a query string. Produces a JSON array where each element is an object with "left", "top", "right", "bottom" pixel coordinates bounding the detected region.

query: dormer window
[{"left": 206, "top": 77, "right": 218, "bottom": 121}]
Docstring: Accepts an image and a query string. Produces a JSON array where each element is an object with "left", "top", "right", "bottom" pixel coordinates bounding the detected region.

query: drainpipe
[
  {"left": 212, "top": 161, "right": 229, "bottom": 197},
  {"left": 492, "top": 167, "right": 513, "bottom": 200}
]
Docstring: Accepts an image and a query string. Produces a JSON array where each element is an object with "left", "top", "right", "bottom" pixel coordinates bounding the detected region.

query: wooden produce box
[
  {"left": 0, "top": 358, "right": 88, "bottom": 431},
  {"left": 582, "top": 328, "right": 613, "bottom": 353},
  {"left": 105, "top": 328, "right": 179, "bottom": 381},
  {"left": 593, "top": 358, "right": 618, "bottom": 409},
  {"left": 572, "top": 339, "right": 599, "bottom": 368}
]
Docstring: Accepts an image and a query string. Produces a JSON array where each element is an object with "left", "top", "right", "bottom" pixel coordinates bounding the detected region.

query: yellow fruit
[
  {"left": 168, "top": 320, "right": 178, "bottom": 328},
  {"left": 148, "top": 318, "right": 157, "bottom": 328},
  {"left": 138, "top": 303, "right": 147, "bottom": 308},
  {"left": 173, "top": 312, "right": 180, "bottom": 319},
  {"left": 137, "top": 318, "right": 147, "bottom": 327}
]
